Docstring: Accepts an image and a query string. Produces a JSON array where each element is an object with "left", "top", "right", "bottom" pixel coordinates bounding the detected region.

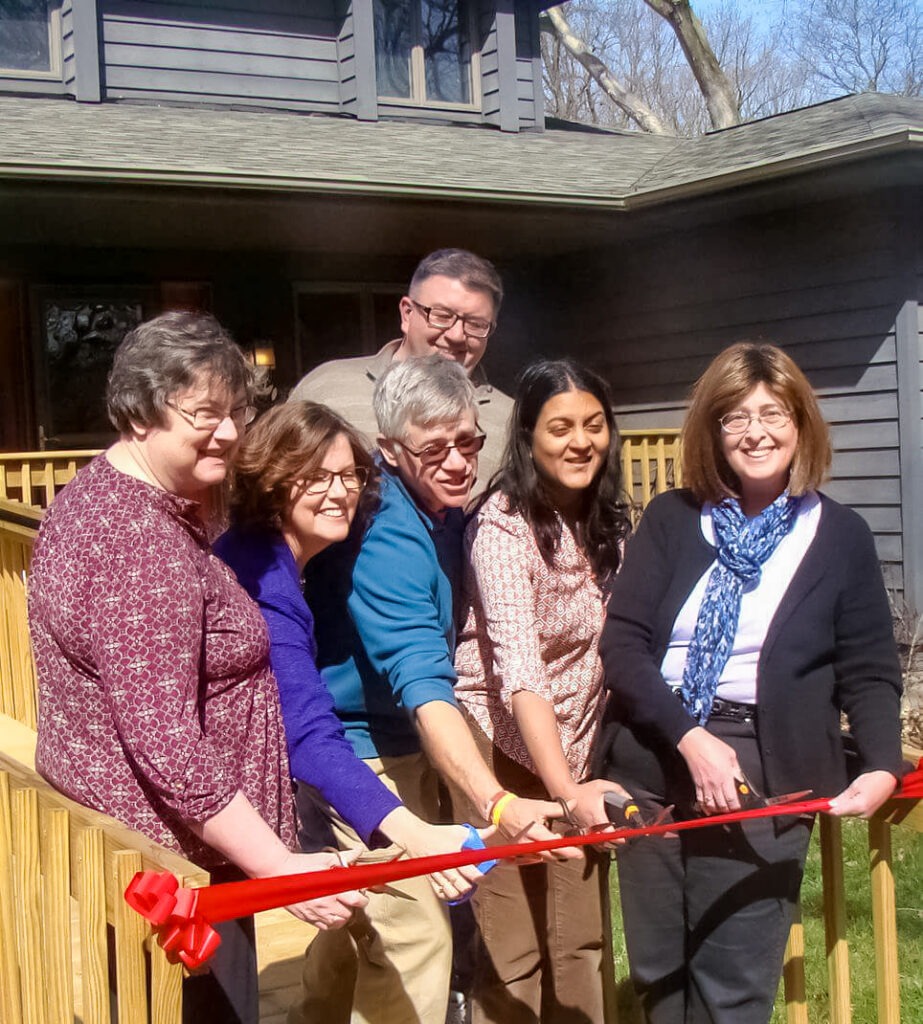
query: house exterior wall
[
  {"left": 98, "top": 0, "right": 345, "bottom": 113},
  {"left": 0, "top": 0, "right": 542, "bottom": 130},
  {"left": 540, "top": 190, "right": 920, "bottom": 607}
]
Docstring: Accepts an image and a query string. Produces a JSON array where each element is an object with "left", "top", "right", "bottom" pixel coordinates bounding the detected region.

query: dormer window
[
  {"left": 374, "top": 0, "right": 475, "bottom": 106},
  {"left": 0, "top": 0, "right": 61, "bottom": 78}
]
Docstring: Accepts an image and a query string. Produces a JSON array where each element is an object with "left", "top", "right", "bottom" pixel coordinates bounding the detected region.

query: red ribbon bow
[{"left": 125, "top": 761, "right": 923, "bottom": 970}]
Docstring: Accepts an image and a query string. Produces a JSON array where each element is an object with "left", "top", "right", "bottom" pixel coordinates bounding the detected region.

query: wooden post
[
  {"left": 77, "top": 826, "right": 109, "bottom": 1024},
  {"left": 12, "top": 786, "right": 47, "bottom": 1023},
  {"left": 869, "top": 818, "right": 900, "bottom": 1024},
  {"left": 820, "top": 815, "right": 851, "bottom": 1024},
  {"left": 40, "top": 804, "right": 74, "bottom": 1022},
  {"left": 0, "top": 772, "right": 24, "bottom": 1024},
  {"left": 783, "top": 904, "right": 809, "bottom": 1024},
  {"left": 151, "top": 941, "right": 185, "bottom": 1024},
  {"left": 112, "top": 850, "right": 149, "bottom": 1023}
]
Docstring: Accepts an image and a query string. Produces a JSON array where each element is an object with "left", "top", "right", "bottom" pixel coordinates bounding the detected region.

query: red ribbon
[{"left": 125, "top": 762, "right": 922, "bottom": 969}]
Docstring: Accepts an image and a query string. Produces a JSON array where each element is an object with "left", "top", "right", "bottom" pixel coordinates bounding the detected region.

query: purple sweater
[{"left": 215, "top": 526, "right": 400, "bottom": 846}]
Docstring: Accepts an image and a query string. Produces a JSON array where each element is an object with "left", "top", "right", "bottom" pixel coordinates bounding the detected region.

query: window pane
[
  {"left": 42, "top": 301, "right": 141, "bottom": 444},
  {"left": 0, "top": 0, "right": 52, "bottom": 72},
  {"left": 422, "top": 0, "right": 470, "bottom": 104},
  {"left": 374, "top": 0, "right": 412, "bottom": 99},
  {"left": 371, "top": 290, "right": 402, "bottom": 349},
  {"left": 296, "top": 292, "right": 363, "bottom": 374}
]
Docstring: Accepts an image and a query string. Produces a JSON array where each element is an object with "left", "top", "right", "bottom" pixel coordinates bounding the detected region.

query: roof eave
[
  {"left": 0, "top": 125, "right": 918, "bottom": 210},
  {"left": 623, "top": 125, "right": 923, "bottom": 209}
]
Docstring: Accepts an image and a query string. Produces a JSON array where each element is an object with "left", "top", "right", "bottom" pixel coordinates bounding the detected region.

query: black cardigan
[{"left": 597, "top": 489, "right": 903, "bottom": 798}]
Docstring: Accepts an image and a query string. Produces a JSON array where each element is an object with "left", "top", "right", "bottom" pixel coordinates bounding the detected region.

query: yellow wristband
[{"left": 490, "top": 791, "right": 518, "bottom": 827}]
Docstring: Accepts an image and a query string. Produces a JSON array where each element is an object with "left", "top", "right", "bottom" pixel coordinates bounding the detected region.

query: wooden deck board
[{"left": 256, "top": 908, "right": 314, "bottom": 1023}]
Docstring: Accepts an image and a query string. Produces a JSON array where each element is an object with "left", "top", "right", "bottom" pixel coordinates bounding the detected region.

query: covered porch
[
  {"left": 1, "top": 92, "right": 920, "bottom": 613},
  {"left": 1, "top": 450, "right": 920, "bottom": 1023}
]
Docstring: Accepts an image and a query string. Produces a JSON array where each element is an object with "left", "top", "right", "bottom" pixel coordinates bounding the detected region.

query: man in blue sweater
[{"left": 297, "top": 356, "right": 566, "bottom": 1024}]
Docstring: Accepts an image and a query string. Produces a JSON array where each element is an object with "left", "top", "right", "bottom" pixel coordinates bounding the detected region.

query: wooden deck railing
[
  {"left": 1, "top": 444, "right": 920, "bottom": 1024},
  {"left": 0, "top": 450, "right": 102, "bottom": 509},
  {"left": 0, "top": 501, "right": 40, "bottom": 730},
  {"left": 0, "top": 434, "right": 683, "bottom": 515},
  {"left": 0, "top": 714, "right": 208, "bottom": 1024},
  {"left": 620, "top": 428, "right": 682, "bottom": 511}
]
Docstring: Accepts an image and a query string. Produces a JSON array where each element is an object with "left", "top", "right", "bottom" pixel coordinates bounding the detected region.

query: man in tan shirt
[{"left": 289, "top": 249, "right": 513, "bottom": 493}]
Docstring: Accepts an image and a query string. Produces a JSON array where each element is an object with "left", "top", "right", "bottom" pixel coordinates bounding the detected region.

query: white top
[{"left": 660, "top": 491, "right": 822, "bottom": 705}]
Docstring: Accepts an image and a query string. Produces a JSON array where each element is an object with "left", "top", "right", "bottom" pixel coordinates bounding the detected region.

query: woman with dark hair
[
  {"left": 29, "top": 312, "right": 366, "bottom": 1024},
  {"left": 597, "top": 342, "right": 903, "bottom": 1024},
  {"left": 454, "top": 358, "right": 633, "bottom": 1024},
  {"left": 214, "top": 401, "right": 482, "bottom": 892}
]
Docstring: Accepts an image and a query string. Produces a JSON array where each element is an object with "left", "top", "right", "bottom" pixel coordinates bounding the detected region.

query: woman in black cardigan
[{"left": 597, "top": 342, "right": 902, "bottom": 1024}]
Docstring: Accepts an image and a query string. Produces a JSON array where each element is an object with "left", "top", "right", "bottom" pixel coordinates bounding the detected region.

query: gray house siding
[
  {"left": 893, "top": 260, "right": 923, "bottom": 617},
  {"left": 336, "top": 6, "right": 357, "bottom": 114},
  {"left": 514, "top": 0, "right": 540, "bottom": 129},
  {"left": 62, "top": 1, "right": 77, "bottom": 90},
  {"left": 97, "top": 0, "right": 344, "bottom": 112},
  {"left": 545, "top": 193, "right": 917, "bottom": 601},
  {"left": 479, "top": 4, "right": 501, "bottom": 125},
  {"left": 0, "top": 0, "right": 543, "bottom": 127}
]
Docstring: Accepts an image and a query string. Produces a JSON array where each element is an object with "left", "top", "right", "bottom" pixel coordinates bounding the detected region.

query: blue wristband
[{"left": 447, "top": 824, "right": 497, "bottom": 905}]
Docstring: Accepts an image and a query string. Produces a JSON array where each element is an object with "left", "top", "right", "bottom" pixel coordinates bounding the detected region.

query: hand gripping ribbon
[{"left": 125, "top": 762, "right": 923, "bottom": 970}]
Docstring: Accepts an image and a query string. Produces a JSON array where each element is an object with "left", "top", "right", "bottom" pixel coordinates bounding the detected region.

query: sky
[{"left": 691, "top": 0, "right": 787, "bottom": 32}]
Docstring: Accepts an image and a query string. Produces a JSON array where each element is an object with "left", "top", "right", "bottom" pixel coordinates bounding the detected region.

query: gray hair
[
  {"left": 373, "top": 355, "right": 477, "bottom": 441},
  {"left": 106, "top": 311, "right": 260, "bottom": 433}
]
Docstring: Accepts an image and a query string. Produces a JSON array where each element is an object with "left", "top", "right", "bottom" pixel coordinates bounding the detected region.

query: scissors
[{"left": 692, "top": 775, "right": 812, "bottom": 814}]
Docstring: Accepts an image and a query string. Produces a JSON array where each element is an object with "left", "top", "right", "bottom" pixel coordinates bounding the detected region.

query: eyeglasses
[
  {"left": 167, "top": 401, "right": 257, "bottom": 431},
  {"left": 719, "top": 407, "right": 792, "bottom": 434},
  {"left": 395, "top": 433, "right": 487, "bottom": 466},
  {"left": 408, "top": 299, "right": 495, "bottom": 340},
  {"left": 299, "top": 467, "right": 370, "bottom": 495}
]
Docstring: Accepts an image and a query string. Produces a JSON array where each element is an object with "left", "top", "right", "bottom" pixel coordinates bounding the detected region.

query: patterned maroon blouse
[{"left": 29, "top": 455, "right": 296, "bottom": 867}]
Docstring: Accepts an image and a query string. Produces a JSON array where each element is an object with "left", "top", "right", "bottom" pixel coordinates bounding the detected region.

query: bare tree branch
[
  {"left": 642, "top": 0, "right": 740, "bottom": 127},
  {"left": 542, "top": 5, "right": 671, "bottom": 133}
]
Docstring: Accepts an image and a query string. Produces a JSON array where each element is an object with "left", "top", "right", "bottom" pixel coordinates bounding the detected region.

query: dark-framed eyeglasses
[
  {"left": 167, "top": 401, "right": 257, "bottom": 431},
  {"left": 408, "top": 299, "right": 495, "bottom": 340},
  {"left": 299, "top": 467, "right": 370, "bottom": 495},
  {"left": 719, "top": 407, "right": 792, "bottom": 434},
  {"left": 394, "top": 433, "right": 487, "bottom": 466}
]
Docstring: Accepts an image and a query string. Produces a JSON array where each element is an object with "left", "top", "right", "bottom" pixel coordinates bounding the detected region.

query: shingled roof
[{"left": 0, "top": 92, "right": 920, "bottom": 207}]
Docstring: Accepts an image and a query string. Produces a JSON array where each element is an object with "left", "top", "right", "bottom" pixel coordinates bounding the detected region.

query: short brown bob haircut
[
  {"left": 682, "top": 342, "right": 832, "bottom": 504},
  {"left": 230, "top": 401, "right": 378, "bottom": 531}
]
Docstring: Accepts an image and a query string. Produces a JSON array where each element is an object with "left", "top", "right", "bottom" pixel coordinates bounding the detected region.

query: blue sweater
[
  {"left": 214, "top": 526, "right": 401, "bottom": 845},
  {"left": 305, "top": 467, "right": 463, "bottom": 760}
]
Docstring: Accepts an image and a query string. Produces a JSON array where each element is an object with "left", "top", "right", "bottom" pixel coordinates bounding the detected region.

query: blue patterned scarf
[{"left": 680, "top": 492, "right": 801, "bottom": 724}]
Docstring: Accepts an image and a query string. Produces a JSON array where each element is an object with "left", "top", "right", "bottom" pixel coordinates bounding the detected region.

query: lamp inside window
[{"left": 251, "top": 345, "right": 276, "bottom": 369}]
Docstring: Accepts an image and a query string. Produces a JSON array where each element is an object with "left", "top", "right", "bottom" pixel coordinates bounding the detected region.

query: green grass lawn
[{"left": 608, "top": 819, "right": 923, "bottom": 1023}]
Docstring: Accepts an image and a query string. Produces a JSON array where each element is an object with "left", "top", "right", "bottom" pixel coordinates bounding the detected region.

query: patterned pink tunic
[
  {"left": 29, "top": 455, "right": 296, "bottom": 867},
  {"left": 454, "top": 492, "right": 608, "bottom": 781}
]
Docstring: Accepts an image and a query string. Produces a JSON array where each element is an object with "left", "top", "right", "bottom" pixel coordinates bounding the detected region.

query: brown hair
[
  {"left": 107, "top": 311, "right": 261, "bottom": 433},
  {"left": 230, "top": 402, "right": 377, "bottom": 530},
  {"left": 409, "top": 248, "right": 504, "bottom": 315},
  {"left": 682, "top": 342, "right": 831, "bottom": 503}
]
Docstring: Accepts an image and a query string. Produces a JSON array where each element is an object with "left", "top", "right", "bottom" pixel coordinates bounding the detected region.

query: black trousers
[{"left": 602, "top": 717, "right": 813, "bottom": 1024}]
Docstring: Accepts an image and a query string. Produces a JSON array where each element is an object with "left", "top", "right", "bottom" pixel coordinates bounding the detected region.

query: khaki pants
[
  {"left": 288, "top": 752, "right": 452, "bottom": 1024},
  {"left": 451, "top": 725, "right": 614, "bottom": 1024}
]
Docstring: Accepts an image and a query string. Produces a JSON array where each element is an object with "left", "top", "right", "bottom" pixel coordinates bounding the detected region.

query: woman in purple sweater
[{"left": 215, "top": 401, "right": 481, "bottom": 892}]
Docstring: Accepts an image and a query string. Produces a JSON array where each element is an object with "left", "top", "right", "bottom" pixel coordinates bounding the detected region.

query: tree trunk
[
  {"left": 542, "top": 6, "right": 671, "bottom": 134},
  {"left": 643, "top": 0, "right": 740, "bottom": 128}
]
